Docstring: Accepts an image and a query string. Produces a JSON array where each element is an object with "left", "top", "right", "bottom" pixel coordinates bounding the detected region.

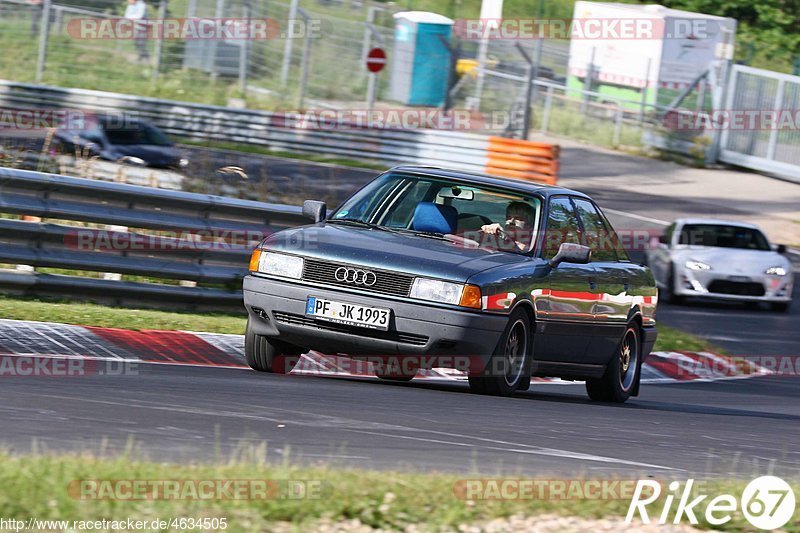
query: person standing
[{"left": 124, "top": 0, "right": 149, "bottom": 62}]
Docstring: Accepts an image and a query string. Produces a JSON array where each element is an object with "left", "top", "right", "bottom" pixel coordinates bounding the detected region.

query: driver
[{"left": 480, "top": 201, "right": 535, "bottom": 251}]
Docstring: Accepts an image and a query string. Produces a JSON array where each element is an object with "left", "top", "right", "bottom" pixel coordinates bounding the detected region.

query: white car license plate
[{"left": 305, "top": 297, "right": 390, "bottom": 331}]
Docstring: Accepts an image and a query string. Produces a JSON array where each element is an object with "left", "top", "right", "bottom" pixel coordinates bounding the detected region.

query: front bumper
[
  {"left": 674, "top": 267, "right": 793, "bottom": 303},
  {"left": 243, "top": 275, "right": 509, "bottom": 367}
]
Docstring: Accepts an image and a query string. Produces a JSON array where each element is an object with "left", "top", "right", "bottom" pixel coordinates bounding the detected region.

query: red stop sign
[{"left": 366, "top": 48, "right": 387, "bottom": 73}]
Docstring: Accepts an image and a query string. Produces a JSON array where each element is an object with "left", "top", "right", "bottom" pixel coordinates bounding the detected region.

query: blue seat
[{"left": 412, "top": 202, "right": 458, "bottom": 234}]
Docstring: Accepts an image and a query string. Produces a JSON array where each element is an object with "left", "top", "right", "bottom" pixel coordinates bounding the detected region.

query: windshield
[
  {"left": 332, "top": 172, "right": 542, "bottom": 254},
  {"left": 103, "top": 122, "right": 172, "bottom": 146},
  {"left": 678, "top": 224, "right": 771, "bottom": 251}
]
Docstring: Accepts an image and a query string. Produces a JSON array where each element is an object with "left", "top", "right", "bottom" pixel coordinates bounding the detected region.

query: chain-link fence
[{"left": 0, "top": 0, "right": 397, "bottom": 108}]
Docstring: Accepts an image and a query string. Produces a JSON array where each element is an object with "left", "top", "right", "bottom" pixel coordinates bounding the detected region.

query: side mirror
[
  {"left": 303, "top": 200, "right": 327, "bottom": 223},
  {"left": 549, "top": 243, "right": 591, "bottom": 268},
  {"left": 658, "top": 233, "right": 670, "bottom": 245},
  {"left": 776, "top": 244, "right": 787, "bottom": 254}
]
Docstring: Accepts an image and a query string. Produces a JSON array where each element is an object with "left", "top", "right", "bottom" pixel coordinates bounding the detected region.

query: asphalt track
[{"left": 1, "top": 361, "right": 798, "bottom": 477}]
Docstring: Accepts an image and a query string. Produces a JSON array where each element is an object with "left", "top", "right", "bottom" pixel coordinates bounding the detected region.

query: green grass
[
  {"left": 0, "top": 295, "right": 718, "bottom": 353},
  {"left": 0, "top": 451, "right": 795, "bottom": 531},
  {"left": 655, "top": 325, "right": 723, "bottom": 354},
  {"left": 0, "top": 295, "right": 245, "bottom": 333}
]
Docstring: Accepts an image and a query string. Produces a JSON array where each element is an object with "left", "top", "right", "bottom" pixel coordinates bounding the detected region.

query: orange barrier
[{"left": 485, "top": 137, "right": 559, "bottom": 185}]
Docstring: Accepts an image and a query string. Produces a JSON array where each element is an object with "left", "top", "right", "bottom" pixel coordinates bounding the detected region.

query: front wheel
[
  {"left": 244, "top": 319, "right": 301, "bottom": 374},
  {"left": 586, "top": 325, "right": 641, "bottom": 403},
  {"left": 771, "top": 301, "right": 791, "bottom": 313},
  {"left": 664, "top": 266, "right": 684, "bottom": 305},
  {"left": 468, "top": 309, "right": 531, "bottom": 397}
]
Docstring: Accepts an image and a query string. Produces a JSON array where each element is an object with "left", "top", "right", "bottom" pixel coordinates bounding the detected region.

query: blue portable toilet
[{"left": 389, "top": 11, "right": 454, "bottom": 107}]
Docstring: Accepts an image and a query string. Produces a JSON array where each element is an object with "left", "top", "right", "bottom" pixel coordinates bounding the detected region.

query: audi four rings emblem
[{"left": 334, "top": 267, "right": 377, "bottom": 286}]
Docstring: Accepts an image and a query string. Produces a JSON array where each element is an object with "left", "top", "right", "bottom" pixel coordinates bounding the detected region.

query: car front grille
[
  {"left": 302, "top": 258, "right": 414, "bottom": 297},
  {"left": 707, "top": 280, "right": 766, "bottom": 296},
  {"left": 273, "top": 311, "right": 429, "bottom": 346}
]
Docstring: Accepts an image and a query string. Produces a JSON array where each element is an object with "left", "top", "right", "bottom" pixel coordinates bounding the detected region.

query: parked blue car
[{"left": 243, "top": 166, "right": 658, "bottom": 401}]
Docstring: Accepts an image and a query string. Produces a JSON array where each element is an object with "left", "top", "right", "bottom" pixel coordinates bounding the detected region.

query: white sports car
[{"left": 646, "top": 218, "right": 793, "bottom": 312}]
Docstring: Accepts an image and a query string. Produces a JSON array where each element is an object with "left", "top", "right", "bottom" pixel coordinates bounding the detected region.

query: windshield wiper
[
  {"left": 328, "top": 219, "right": 401, "bottom": 233},
  {"left": 395, "top": 228, "right": 454, "bottom": 242}
]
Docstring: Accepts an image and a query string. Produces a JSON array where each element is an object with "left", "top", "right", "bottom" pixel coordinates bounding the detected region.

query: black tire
[
  {"left": 244, "top": 319, "right": 300, "bottom": 374},
  {"left": 586, "top": 324, "right": 641, "bottom": 403},
  {"left": 665, "top": 265, "right": 684, "bottom": 305},
  {"left": 468, "top": 309, "right": 532, "bottom": 397},
  {"left": 771, "top": 301, "right": 791, "bottom": 313}
]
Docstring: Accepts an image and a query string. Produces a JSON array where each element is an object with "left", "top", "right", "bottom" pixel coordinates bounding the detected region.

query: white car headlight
[
  {"left": 685, "top": 260, "right": 712, "bottom": 271},
  {"left": 765, "top": 266, "right": 788, "bottom": 276},
  {"left": 179, "top": 157, "right": 189, "bottom": 168},
  {"left": 120, "top": 156, "right": 146, "bottom": 166},
  {"left": 258, "top": 251, "right": 304, "bottom": 279},
  {"left": 410, "top": 278, "right": 464, "bottom": 305}
]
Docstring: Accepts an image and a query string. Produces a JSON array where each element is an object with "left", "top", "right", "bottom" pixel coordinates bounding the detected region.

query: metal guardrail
[
  {"left": 0, "top": 167, "right": 307, "bottom": 310},
  {"left": 0, "top": 80, "right": 560, "bottom": 183}
]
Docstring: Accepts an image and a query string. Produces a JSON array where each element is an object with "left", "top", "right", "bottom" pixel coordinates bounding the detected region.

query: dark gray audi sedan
[{"left": 243, "top": 166, "right": 658, "bottom": 401}]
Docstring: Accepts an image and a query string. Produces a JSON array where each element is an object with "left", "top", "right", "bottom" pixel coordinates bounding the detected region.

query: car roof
[
  {"left": 388, "top": 166, "right": 591, "bottom": 200},
  {"left": 674, "top": 218, "right": 762, "bottom": 230}
]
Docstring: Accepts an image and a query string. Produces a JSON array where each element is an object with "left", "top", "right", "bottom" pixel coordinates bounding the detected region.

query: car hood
[
  {"left": 671, "top": 246, "right": 790, "bottom": 273},
  {"left": 265, "top": 224, "right": 528, "bottom": 282},
  {"left": 106, "top": 144, "right": 180, "bottom": 165}
]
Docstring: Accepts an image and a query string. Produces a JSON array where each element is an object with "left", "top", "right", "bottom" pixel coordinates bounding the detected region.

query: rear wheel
[
  {"left": 468, "top": 309, "right": 531, "bottom": 397},
  {"left": 586, "top": 325, "right": 640, "bottom": 403},
  {"left": 244, "top": 319, "right": 301, "bottom": 374}
]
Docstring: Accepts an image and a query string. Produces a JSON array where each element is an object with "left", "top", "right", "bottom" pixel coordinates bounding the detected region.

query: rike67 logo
[{"left": 626, "top": 476, "right": 796, "bottom": 530}]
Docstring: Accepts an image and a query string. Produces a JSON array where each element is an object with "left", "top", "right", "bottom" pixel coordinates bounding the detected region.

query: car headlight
[
  {"left": 249, "top": 250, "right": 303, "bottom": 279},
  {"left": 685, "top": 260, "right": 712, "bottom": 271},
  {"left": 119, "top": 156, "right": 146, "bottom": 166},
  {"left": 178, "top": 157, "right": 189, "bottom": 168},
  {"left": 765, "top": 266, "right": 788, "bottom": 276},
  {"left": 410, "top": 278, "right": 464, "bottom": 306}
]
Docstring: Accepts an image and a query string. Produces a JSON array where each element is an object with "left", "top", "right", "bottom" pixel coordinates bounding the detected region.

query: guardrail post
[
  {"left": 297, "top": 8, "right": 311, "bottom": 109},
  {"left": 613, "top": 107, "right": 623, "bottom": 147},
  {"left": 35, "top": 0, "right": 51, "bottom": 83},
  {"left": 151, "top": 0, "right": 167, "bottom": 84}
]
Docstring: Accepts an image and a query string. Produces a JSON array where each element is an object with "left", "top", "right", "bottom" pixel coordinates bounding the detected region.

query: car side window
[
  {"left": 573, "top": 199, "right": 620, "bottom": 262},
  {"left": 543, "top": 197, "right": 582, "bottom": 260}
]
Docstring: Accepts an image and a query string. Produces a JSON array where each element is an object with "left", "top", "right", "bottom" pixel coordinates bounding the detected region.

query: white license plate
[{"left": 305, "top": 297, "right": 390, "bottom": 331}]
